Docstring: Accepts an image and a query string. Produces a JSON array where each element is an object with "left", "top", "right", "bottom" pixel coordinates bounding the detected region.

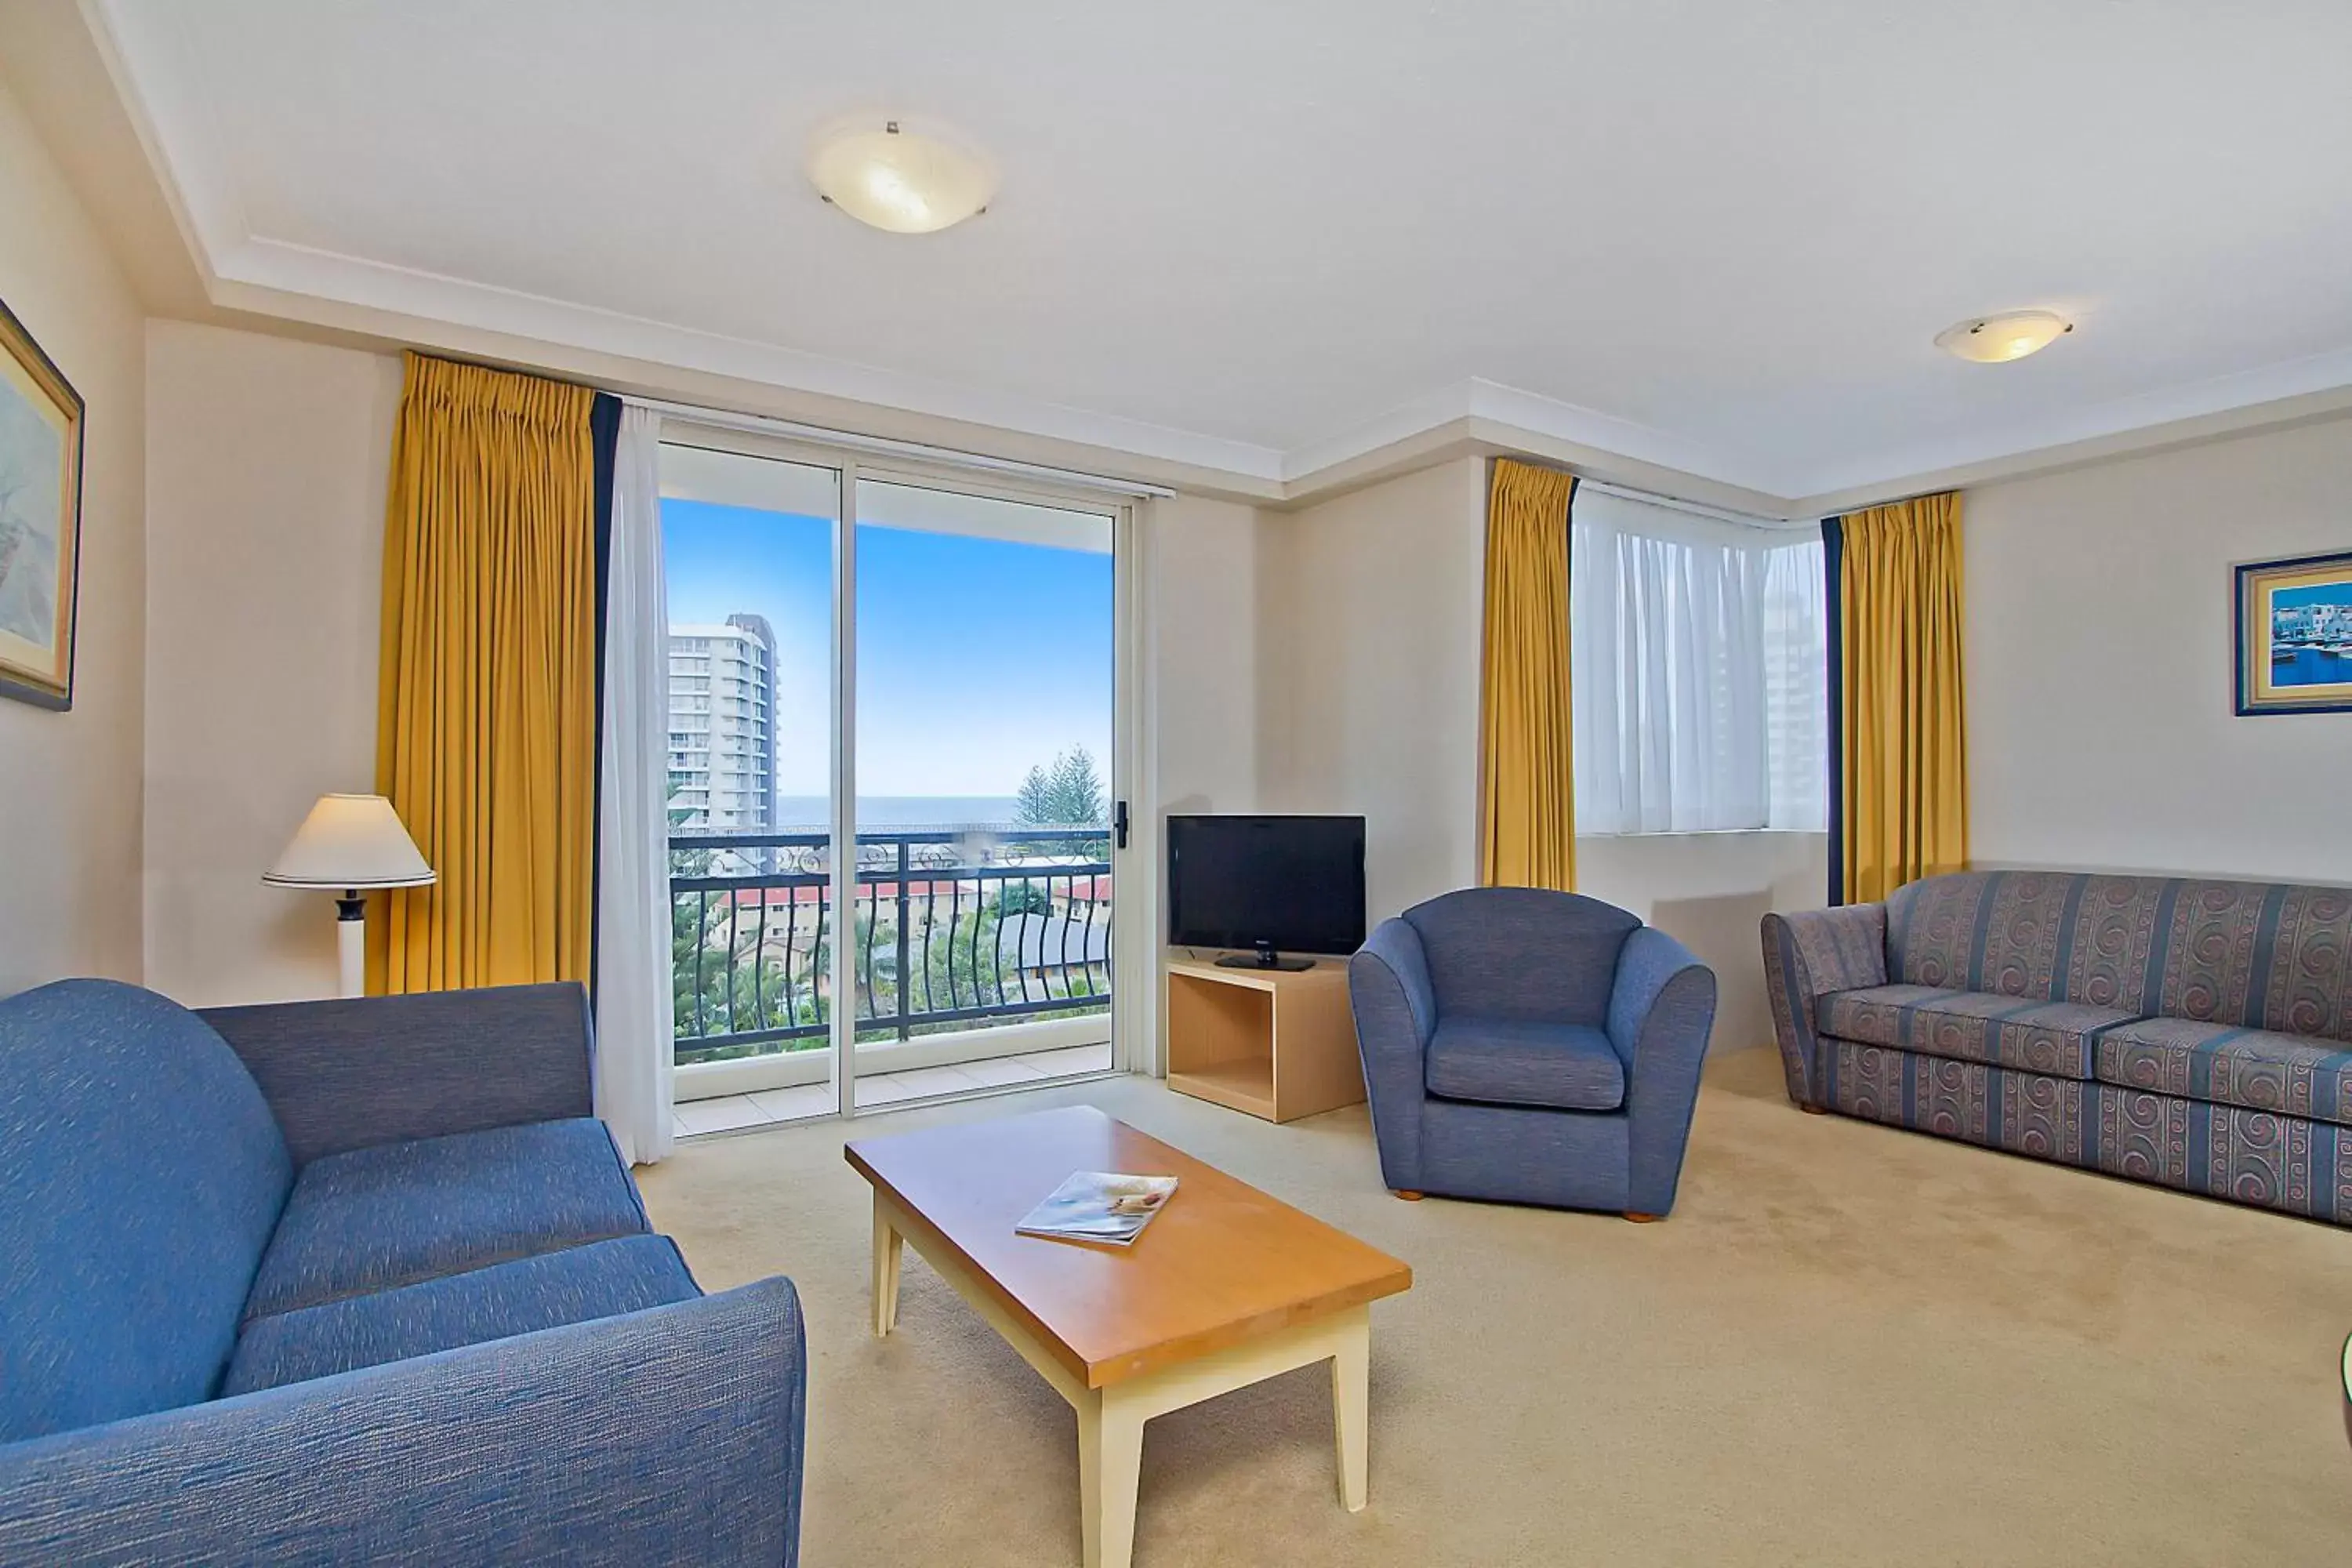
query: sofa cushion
[
  {"left": 0, "top": 980, "right": 292, "bottom": 1443},
  {"left": 2094, "top": 1016, "right": 2352, "bottom": 1127},
  {"left": 1425, "top": 1018, "right": 1625, "bottom": 1111},
  {"left": 221, "top": 1234, "right": 699, "bottom": 1396},
  {"left": 1818, "top": 985, "right": 2138, "bottom": 1080},
  {"left": 244, "top": 1118, "right": 648, "bottom": 1320}
]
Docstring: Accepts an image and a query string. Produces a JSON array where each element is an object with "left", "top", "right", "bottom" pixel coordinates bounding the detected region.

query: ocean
[
  {"left": 772, "top": 795, "right": 1026, "bottom": 829},
  {"left": 2271, "top": 648, "right": 2352, "bottom": 690}
]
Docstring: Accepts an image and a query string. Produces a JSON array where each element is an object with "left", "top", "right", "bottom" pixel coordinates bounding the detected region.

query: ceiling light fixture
[
  {"left": 807, "top": 120, "right": 995, "bottom": 234},
  {"left": 1934, "top": 310, "right": 2074, "bottom": 364}
]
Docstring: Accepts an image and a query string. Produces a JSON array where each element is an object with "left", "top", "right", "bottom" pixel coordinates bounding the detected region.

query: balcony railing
[{"left": 670, "top": 826, "right": 1112, "bottom": 1064}]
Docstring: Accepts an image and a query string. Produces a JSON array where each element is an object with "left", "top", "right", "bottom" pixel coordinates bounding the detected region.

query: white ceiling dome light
[
  {"left": 1935, "top": 310, "right": 2074, "bottom": 364},
  {"left": 806, "top": 119, "right": 996, "bottom": 234}
]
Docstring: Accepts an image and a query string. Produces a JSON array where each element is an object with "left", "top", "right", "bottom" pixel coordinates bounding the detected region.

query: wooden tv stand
[{"left": 1164, "top": 956, "right": 1365, "bottom": 1123}]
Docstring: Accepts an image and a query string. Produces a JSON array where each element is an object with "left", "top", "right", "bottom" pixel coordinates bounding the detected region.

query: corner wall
[
  {"left": 1966, "top": 415, "right": 2352, "bottom": 884},
  {"left": 1258, "top": 458, "right": 1824, "bottom": 1053},
  {"left": 142, "top": 322, "right": 403, "bottom": 1004},
  {"left": 0, "top": 75, "right": 147, "bottom": 994}
]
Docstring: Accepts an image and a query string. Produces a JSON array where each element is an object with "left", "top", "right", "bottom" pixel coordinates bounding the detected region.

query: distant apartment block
[{"left": 668, "top": 615, "right": 779, "bottom": 832}]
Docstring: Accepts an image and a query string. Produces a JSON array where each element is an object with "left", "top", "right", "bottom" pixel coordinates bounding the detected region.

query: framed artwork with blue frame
[
  {"left": 2236, "top": 549, "right": 2352, "bottom": 717},
  {"left": 0, "top": 293, "right": 85, "bottom": 711}
]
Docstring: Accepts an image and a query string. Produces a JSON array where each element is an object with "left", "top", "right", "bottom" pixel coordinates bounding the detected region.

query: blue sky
[
  {"left": 662, "top": 499, "right": 1112, "bottom": 797},
  {"left": 2272, "top": 581, "right": 2352, "bottom": 611}
]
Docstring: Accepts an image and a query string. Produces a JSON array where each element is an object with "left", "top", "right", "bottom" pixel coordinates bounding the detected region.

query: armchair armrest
[
  {"left": 0, "top": 1278, "right": 806, "bottom": 1568},
  {"left": 1759, "top": 904, "right": 1889, "bottom": 1110},
  {"left": 1606, "top": 927, "right": 1718, "bottom": 1216},
  {"left": 1348, "top": 918, "right": 1438, "bottom": 1189},
  {"left": 200, "top": 982, "right": 594, "bottom": 1166}
]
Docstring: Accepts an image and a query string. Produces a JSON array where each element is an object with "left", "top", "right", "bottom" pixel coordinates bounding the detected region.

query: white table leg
[
  {"left": 1330, "top": 1314, "right": 1370, "bottom": 1512},
  {"left": 1077, "top": 1387, "right": 1146, "bottom": 1568},
  {"left": 872, "top": 1193, "right": 903, "bottom": 1338}
]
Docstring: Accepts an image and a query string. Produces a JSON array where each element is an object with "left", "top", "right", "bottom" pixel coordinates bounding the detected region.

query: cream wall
[
  {"left": 1259, "top": 458, "right": 1490, "bottom": 920},
  {"left": 0, "top": 76, "right": 147, "bottom": 996},
  {"left": 142, "top": 322, "right": 402, "bottom": 1004},
  {"left": 1145, "top": 493, "right": 1261, "bottom": 818},
  {"left": 1967, "top": 415, "right": 2352, "bottom": 885},
  {"left": 1257, "top": 457, "right": 1824, "bottom": 1054}
]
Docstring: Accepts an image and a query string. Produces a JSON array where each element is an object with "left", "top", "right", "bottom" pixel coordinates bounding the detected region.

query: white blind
[{"left": 1570, "top": 490, "right": 1826, "bottom": 835}]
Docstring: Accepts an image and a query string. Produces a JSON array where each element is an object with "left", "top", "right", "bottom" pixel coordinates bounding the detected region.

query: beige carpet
[{"left": 639, "top": 1051, "right": 2352, "bottom": 1566}]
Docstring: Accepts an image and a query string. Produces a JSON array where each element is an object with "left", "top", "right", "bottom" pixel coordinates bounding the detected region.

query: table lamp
[{"left": 263, "top": 793, "right": 436, "bottom": 998}]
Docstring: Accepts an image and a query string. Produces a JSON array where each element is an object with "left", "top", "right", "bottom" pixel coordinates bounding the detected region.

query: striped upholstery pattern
[
  {"left": 1768, "top": 870, "right": 2352, "bottom": 1229},
  {"left": 1817, "top": 985, "right": 2136, "bottom": 1079},
  {"left": 2096, "top": 1016, "right": 2352, "bottom": 1129},
  {"left": 245, "top": 1119, "right": 651, "bottom": 1320}
]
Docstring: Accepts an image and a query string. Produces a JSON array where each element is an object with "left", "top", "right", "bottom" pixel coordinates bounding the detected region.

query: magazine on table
[{"left": 1015, "top": 1171, "right": 1179, "bottom": 1247}]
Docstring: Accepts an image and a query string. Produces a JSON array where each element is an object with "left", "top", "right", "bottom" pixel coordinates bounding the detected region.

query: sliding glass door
[
  {"left": 848, "top": 477, "right": 1117, "bottom": 1109},
  {"left": 656, "top": 437, "right": 1126, "bottom": 1129}
]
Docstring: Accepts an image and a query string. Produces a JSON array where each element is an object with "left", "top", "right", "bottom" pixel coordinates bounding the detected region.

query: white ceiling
[{"left": 88, "top": 0, "right": 2352, "bottom": 504}]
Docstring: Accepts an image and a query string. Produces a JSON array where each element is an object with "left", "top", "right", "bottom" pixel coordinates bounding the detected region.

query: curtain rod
[
  {"left": 620, "top": 395, "right": 1177, "bottom": 500},
  {"left": 1573, "top": 477, "right": 1814, "bottom": 532}
]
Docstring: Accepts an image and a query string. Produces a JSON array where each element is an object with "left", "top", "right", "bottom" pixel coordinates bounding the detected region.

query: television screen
[{"left": 1167, "top": 815, "right": 1366, "bottom": 956}]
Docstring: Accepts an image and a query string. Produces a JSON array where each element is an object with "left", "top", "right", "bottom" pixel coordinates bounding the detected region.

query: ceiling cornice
[{"left": 78, "top": 0, "right": 2352, "bottom": 522}]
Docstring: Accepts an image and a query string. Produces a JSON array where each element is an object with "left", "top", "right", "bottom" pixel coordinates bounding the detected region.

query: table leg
[
  {"left": 1330, "top": 1315, "right": 1369, "bottom": 1512},
  {"left": 872, "top": 1193, "right": 902, "bottom": 1338},
  {"left": 1077, "top": 1388, "right": 1145, "bottom": 1568}
]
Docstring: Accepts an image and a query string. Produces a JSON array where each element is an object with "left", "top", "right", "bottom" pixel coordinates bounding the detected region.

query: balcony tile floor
[{"left": 673, "top": 1040, "right": 1115, "bottom": 1140}]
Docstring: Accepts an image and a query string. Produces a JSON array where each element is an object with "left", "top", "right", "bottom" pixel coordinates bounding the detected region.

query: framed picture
[
  {"left": 0, "top": 295, "right": 85, "bottom": 711},
  {"left": 2236, "top": 549, "right": 2352, "bottom": 717}
]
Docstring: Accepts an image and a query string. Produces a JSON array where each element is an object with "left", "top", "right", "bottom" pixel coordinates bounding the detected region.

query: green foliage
[
  {"left": 1014, "top": 746, "right": 1106, "bottom": 826},
  {"left": 992, "top": 880, "right": 1053, "bottom": 918}
]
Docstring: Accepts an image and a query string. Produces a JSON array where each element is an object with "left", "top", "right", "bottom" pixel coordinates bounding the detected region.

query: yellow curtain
[
  {"left": 1835, "top": 491, "right": 1968, "bottom": 903},
  {"left": 1477, "top": 458, "right": 1578, "bottom": 891},
  {"left": 370, "top": 353, "right": 598, "bottom": 993}
]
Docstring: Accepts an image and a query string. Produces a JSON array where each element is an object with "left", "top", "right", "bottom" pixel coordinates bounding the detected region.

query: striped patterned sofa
[{"left": 1762, "top": 871, "right": 2352, "bottom": 1223}]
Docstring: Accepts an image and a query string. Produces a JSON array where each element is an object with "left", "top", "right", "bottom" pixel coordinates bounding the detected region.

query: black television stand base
[{"left": 1215, "top": 948, "right": 1317, "bottom": 972}]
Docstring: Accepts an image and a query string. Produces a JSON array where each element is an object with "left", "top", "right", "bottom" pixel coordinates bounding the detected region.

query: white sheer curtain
[
  {"left": 1570, "top": 488, "right": 1825, "bottom": 835},
  {"left": 594, "top": 406, "right": 675, "bottom": 1165}
]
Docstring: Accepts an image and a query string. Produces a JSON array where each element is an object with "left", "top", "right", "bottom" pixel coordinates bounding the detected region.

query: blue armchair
[
  {"left": 1348, "top": 887, "right": 1718, "bottom": 1218},
  {"left": 0, "top": 978, "right": 804, "bottom": 1566}
]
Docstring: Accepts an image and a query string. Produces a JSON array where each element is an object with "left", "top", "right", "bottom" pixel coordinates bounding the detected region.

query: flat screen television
[{"left": 1167, "top": 814, "right": 1367, "bottom": 970}]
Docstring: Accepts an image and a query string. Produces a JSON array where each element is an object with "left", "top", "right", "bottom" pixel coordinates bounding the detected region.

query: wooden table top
[{"left": 844, "top": 1105, "right": 1412, "bottom": 1390}]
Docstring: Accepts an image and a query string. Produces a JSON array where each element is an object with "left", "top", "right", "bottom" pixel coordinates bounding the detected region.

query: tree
[
  {"left": 1014, "top": 746, "right": 1105, "bottom": 826},
  {"left": 1015, "top": 763, "right": 1057, "bottom": 826}
]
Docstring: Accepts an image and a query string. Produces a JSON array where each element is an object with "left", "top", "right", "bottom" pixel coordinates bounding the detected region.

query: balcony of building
[{"left": 667, "top": 824, "right": 1114, "bottom": 1135}]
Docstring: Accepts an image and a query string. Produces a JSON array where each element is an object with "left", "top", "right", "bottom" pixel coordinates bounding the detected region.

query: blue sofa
[
  {"left": 0, "top": 978, "right": 805, "bottom": 1565},
  {"left": 1765, "top": 870, "right": 2352, "bottom": 1224},
  {"left": 1348, "top": 888, "right": 1719, "bottom": 1217}
]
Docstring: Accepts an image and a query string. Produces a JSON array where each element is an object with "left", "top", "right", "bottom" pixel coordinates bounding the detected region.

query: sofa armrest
[
  {"left": 199, "top": 982, "right": 594, "bottom": 1167},
  {"left": 1348, "top": 919, "right": 1437, "bottom": 1190},
  {"left": 0, "top": 1278, "right": 806, "bottom": 1568},
  {"left": 1759, "top": 905, "right": 1888, "bottom": 1110},
  {"left": 1607, "top": 927, "right": 1719, "bottom": 1215}
]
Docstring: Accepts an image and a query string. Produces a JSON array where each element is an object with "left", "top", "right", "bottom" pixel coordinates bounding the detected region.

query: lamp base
[{"left": 335, "top": 892, "right": 366, "bottom": 999}]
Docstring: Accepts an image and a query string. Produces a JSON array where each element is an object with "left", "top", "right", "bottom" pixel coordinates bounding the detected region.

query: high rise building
[{"left": 666, "top": 615, "right": 778, "bottom": 833}]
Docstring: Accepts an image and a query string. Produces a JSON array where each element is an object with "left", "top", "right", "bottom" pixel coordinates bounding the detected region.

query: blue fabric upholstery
[
  {"left": 0, "top": 980, "right": 292, "bottom": 1443},
  {"left": 1767, "top": 870, "right": 2352, "bottom": 1229},
  {"left": 200, "top": 984, "right": 596, "bottom": 1167},
  {"left": 1816, "top": 985, "right": 2135, "bottom": 1080},
  {"left": 224, "top": 1235, "right": 699, "bottom": 1396},
  {"left": 1351, "top": 889, "right": 1716, "bottom": 1214},
  {"left": 1425, "top": 1018, "right": 1624, "bottom": 1110},
  {"left": 245, "top": 1118, "right": 649, "bottom": 1320},
  {"left": 1404, "top": 887, "right": 1640, "bottom": 1025},
  {"left": 0, "top": 1279, "right": 808, "bottom": 1567},
  {"left": 0, "top": 978, "right": 806, "bottom": 1563}
]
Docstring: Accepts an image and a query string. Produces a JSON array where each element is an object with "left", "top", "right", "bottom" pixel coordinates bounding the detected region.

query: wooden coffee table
[{"left": 844, "top": 1105, "right": 1412, "bottom": 1568}]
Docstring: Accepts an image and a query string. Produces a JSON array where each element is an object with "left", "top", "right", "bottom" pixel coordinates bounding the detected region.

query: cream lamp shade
[
  {"left": 264, "top": 794, "right": 433, "bottom": 1000},
  {"left": 263, "top": 794, "right": 436, "bottom": 890}
]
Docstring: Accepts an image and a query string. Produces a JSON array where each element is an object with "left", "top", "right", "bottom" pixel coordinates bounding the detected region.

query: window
[{"left": 1570, "top": 488, "right": 1826, "bottom": 834}]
